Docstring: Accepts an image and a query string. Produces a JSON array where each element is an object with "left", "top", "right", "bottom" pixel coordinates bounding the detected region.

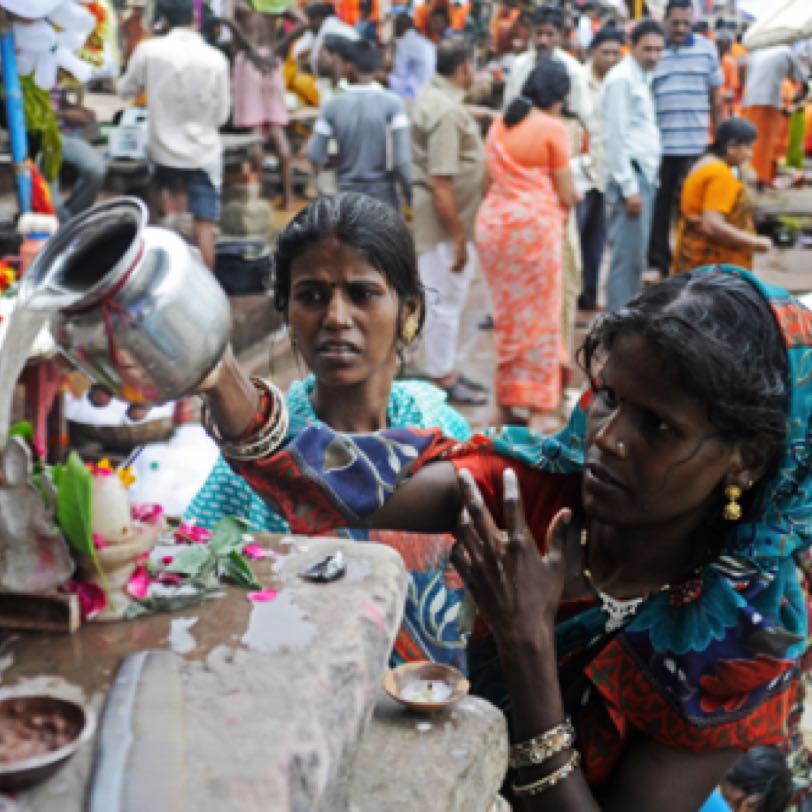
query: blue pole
[{"left": 0, "top": 29, "right": 31, "bottom": 213}]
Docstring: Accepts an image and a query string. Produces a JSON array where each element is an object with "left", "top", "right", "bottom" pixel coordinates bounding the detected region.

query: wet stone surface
[{"left": 0, "top": 536, "right": 409, "bottom": 811}]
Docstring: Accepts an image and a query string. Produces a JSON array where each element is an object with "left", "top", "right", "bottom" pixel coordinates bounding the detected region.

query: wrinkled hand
[{"left": 450, "top": 468, "right": 571, "bottom": 645}]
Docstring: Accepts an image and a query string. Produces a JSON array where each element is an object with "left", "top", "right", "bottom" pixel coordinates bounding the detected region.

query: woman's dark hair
[
  {"left": 724, "top": 746, "right": 793, "bottom": 812},
  {"left": 709, "top": 117, "right": 758, "bottom": 158},
  {"left": 579, "top": 270, "right": 789, "bottom": 510},
  {"left": 273, "top": 193, "right": 425, "bottom": 334},
  {"left": 631, "top": 18, "right": 665, "bottom": 44},
  {"left": 504, "top": 58, "right": 570, "bottom": 127}
]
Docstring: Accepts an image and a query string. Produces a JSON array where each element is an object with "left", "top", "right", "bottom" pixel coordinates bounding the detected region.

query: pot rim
[{"left": 22, "top": 197, "right": 148, "bottom": 314}]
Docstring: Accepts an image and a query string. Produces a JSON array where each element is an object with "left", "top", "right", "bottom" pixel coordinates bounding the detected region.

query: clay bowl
[
  {"left": 0, "top": 694, "right": 94, "bottom": 791},
  {"left": 383, "top": 661, "right": 469, "bottom": 713}
]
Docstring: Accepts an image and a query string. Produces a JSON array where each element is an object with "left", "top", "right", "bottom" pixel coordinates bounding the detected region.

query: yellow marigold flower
[{"left": 117, "top": 466, "right": 136, "bottom": 488}]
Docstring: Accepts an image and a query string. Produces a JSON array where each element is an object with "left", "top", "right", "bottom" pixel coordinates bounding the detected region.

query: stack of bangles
[
  {"left": 508, "top": 717, "right": 579, "bottom": 798},
  {"left": 201, "top": 376, "right": 290, "bottom": 462}
]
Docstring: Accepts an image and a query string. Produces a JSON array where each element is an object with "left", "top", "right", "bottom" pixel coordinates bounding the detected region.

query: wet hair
[
  {"left": 724, "top": 747, "right": 793, "bottom": 812},
  {"left": 156, "top": 0, "right": 194, "bottom": 27},
  {"left": 435, "top": 35, "right": 472, "bottom": 77},
  {"left": 504, "top": 59, "right": 570, "bottom": 127},
  {"left": 631, "top": 18, "right": 665, "bottom": 45},
  {"left": 530, "top": 4, "right": 565, "bottom": 31},
  {"left": 665, "top": 0, "right": 692, "bottom": 16},
  {"left": 716, "top": 32, "right": 733, "bottom": 56},
  {"left": 273, "top": 193, "right": 425, "bottom": 334},
  {"left": 350, "top": 38, "right": 379, "bottom": 73},
  {"left": 709, "top": 117, "right": 757, "bottom": 157},
  {"left": 579, "top": 270, "right": 789, "bottom": 502},
  {"left": 429, "top": 6, "right": 451, "bottom": 28},
  {"left": 590, "top": 25, "right": 625, "bottom": 50}
]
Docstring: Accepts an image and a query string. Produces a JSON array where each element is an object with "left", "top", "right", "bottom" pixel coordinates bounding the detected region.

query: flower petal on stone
[
  {"left": 247, "top": 588, "right": 278, "bottom": 603},
  {"left": 243, "top": 543, "right": 273, "bottom": 560},
  {"left": 93, "top": 533, "right": 107, "bottom": 550},
  {"left": 131, "top": 502, "right": 164, "bottom": 523},
  {"left": 173, "top": 521, "right": 212, "bottom": 544},
  {"left": 127, "top": 564, "right": 152, "bottom": 599}
]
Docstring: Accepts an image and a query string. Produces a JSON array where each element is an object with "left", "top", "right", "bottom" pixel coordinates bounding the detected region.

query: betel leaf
[
  {"left": 220, "top": 550, "right": 261, "bottom": 590},
  {"left": 209, "top": 516, "right": 249, "bottom": 556},
  {"left": 56, "top": 451, "right": 94, "bottom": 558},
  {"left": 166, "top": 545, "right": 212, "bottom": 576}
]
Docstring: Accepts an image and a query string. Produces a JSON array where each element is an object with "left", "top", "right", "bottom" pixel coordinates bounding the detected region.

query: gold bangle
[
  {"left": 510, "top": 749, "right": 580, "bottom": 797},
  {"left": 509, "top": 717, "right": 575, "bottom": 769}
]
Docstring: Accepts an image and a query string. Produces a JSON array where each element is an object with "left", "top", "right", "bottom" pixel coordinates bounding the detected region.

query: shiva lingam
[{"left": 75, "top": 459, "right": 164, "bottom": 622}]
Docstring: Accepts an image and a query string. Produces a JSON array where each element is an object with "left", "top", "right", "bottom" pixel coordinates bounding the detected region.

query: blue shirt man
[
  {"left": 648, "top": 0, "right": 724, "bottom": 276},
  {"left": 389, "top": 14, "right": 436, "bottom": 100}
]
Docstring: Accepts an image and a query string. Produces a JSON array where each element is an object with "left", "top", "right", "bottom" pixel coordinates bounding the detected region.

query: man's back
[
  {"left": 742, "top": 45, "right": 806, "bottom": 109},
  {"left": 119, "top": 27, "right": 230, "bottom": 169}
]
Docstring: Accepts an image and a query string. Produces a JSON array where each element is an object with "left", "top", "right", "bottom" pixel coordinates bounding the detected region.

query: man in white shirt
[
  {"left": 502, "top": 4, "right": 591, "bottom": 126},
  {"left": 578, "top": 25, "right": 623, "bottom": 311},
  {"left": 601, "top": 18, "right": 664, "bottom": 311},
  {"left": 118, "top": 0, "right": 230, "bottom": 269}
]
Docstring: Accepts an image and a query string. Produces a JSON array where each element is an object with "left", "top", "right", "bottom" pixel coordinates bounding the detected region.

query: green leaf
[
  {"left": 166, "top": 546, "right": 212, "bottom": 577},
  {"left": 56, "top": 452, "right": 94, "bottom": 558},
  {"left": 123, "top": 588, "right": 223, "bottom": 619},
  {"left": 209, "top": 516, "right": 249, "bottom": 556},
  {"left": 9, "top": 421, "right": 33, "bottom": 444},
  {"left": 220, "top": 550, "right": 261, "bottom": 590}
]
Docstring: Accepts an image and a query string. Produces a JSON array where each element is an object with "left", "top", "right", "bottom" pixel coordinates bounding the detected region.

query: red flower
[
  {"left": 126, "top": 564, "right": 151, "bottom": 599},
  {"left": 61, "top": 578, "right": 107, "bottom": 621},
  {"left": 699, "top": 655, "right": 794, "bottom": 713}
]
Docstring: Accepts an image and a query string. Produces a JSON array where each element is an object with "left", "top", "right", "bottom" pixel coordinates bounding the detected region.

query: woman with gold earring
[{"left": 186, "top": 193, "right": 470, "bottom": 532}]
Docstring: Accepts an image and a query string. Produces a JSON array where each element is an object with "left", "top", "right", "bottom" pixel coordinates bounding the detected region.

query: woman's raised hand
[{"left": 451, "top": 467, "right": 571, "bottom": 646}]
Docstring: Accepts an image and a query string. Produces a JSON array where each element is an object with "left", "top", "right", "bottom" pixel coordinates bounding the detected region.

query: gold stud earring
[
  {"left": 401, "top": 315, "right": 419, "bottom": 345},
  {"left": 723, "top": 484, "right": 743, "bottom": 521}
]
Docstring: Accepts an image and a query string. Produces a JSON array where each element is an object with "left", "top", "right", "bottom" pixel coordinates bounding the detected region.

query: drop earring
[
  {"left": 723, "top": 484, "right": 742, "bottom": 521},
  {"left": 401, "top": 315, "right": 419, "bottom": 345}
]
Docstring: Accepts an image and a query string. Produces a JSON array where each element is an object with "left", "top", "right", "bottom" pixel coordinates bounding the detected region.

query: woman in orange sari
[
  {"left": 475, "top": 60, "right": 579, "bottom": 433},
  {"left": 672, "top": 118, "right": 772, "bottom": 274}
]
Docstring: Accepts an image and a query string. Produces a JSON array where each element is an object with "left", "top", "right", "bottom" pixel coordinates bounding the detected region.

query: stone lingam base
[{"left": 0, "top": 535, "right": 508, "bottom": 812}]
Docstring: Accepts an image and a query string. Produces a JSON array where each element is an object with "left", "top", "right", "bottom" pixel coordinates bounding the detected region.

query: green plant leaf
[
  {"left": 209, "top": 516, "right": 249, "bottom": 556},
  {"left": 166, "top": 546, "right": 212, "bottom": 577},
  {"left": 124, "top": 588, "right": 223, "bottom": 619},
  {"left": 56, "top": 452, "right": 94, "bottom": 558},
  {"left": 220, "top": 550, "right": 261, "bottom": 590},
  {"left": 9, "top": 421, "right": 33, "bottom": 444}
]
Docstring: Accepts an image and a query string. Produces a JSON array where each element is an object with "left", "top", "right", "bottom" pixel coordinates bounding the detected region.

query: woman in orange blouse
[{"left": 672, "top": 118, "right": 771, "bottom": 274}]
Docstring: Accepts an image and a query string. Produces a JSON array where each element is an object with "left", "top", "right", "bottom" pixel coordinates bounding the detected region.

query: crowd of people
[{"left": 5, "top": 0, "right": 812, "bottom": 809}]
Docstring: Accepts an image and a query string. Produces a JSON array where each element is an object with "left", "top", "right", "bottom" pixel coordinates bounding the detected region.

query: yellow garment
[
  {"left": 284, "top": 51, "right": 319, "bottom": 107},
  {"left": 671, "top": 158, "right": 755, "bottom": 273}
]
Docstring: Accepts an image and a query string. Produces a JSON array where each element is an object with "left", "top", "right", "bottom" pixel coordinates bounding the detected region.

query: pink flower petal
[
  {"left": 173, "top": 521, "right": 212, "bottom": 544},
  {"left": 156, "top": 571, "right": 183, "bottom": 586},
  {"left": 161, "top": 555, "right": 174, "bottom": 565},
  {"left": 247, "top": 588, "right": 278, "bottom": 603},
  {"left": 61, "top": 579, "right": 107, "bottom": 621},
  {"left": 243, "top": 543, "right": 274, "bottom": 560},
  {"left": 127, "top": 564, "right": 152, "bottom": 599},
  {"left": 131, "top": 503, "right": 164, "bottom": 523},
  {"left": 93, "top": 533, "right": 107, "bottom": 550}
]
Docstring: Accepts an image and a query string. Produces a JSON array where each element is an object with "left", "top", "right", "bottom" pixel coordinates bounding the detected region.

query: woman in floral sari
[
  {"left": 475, "top": 59, "right": 579, "bottom": 433},
  {"left": 672, "top": 118, "right": 772, "bottom": 274},
  {"left": 198, "top": 266, "right": 811, "bottom": 810}
]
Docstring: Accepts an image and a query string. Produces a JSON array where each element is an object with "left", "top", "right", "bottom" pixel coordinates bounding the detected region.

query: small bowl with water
[{"left": 383, "top": 662, "right": 469, "bottom": 713}]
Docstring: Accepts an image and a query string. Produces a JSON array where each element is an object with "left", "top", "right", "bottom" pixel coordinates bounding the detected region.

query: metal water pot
[{"left": 21, "top": 197, "right": 231, "bottom": 404}]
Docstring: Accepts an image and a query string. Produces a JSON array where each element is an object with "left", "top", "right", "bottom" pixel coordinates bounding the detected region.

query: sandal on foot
[
  {"left": 444, "top": 379, "right": 489, "bottom": 406},
  {"left": 458, "top": 374, "right": 489, "bottom": 393}
]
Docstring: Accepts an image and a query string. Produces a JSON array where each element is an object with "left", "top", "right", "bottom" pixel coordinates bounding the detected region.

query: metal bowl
[
  {"left": 0, "top": 694, "right": 94, "bottom": 791},
  {"left": 383, "top": 661, "right": 469, "bottom": 713}
]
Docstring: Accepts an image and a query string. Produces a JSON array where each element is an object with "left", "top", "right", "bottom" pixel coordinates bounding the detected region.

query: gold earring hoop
[
  {"left": 401, "top": 315, "right": 419, "bottom": 345},
  {"left": 723, "top": 484, "right": 743, "bottom": 521}
]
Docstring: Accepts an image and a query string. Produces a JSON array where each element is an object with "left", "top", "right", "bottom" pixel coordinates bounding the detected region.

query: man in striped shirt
[{"left": 648, "top": 0, "right": 724, "bottom": 278}]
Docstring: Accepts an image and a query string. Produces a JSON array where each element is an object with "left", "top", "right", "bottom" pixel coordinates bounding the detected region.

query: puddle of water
[
  {"left": 240, "top": 592, "right": 317, "bottom": 654},
  {"left": 168, "top": 616, "right": 198, "bottom": 655}
]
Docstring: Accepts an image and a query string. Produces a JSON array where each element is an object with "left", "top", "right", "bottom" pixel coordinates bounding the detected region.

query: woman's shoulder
[
  {"left": 389, "top": 378, "right": 471, "bottom": 440},
  {"left": 691, "top": 156, "right": 735, "bottom": 182}
]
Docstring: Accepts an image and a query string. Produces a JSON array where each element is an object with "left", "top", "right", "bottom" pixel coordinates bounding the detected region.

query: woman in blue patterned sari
[{"left": 199, "top": 266, "right": 811, "bottom": 810}]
